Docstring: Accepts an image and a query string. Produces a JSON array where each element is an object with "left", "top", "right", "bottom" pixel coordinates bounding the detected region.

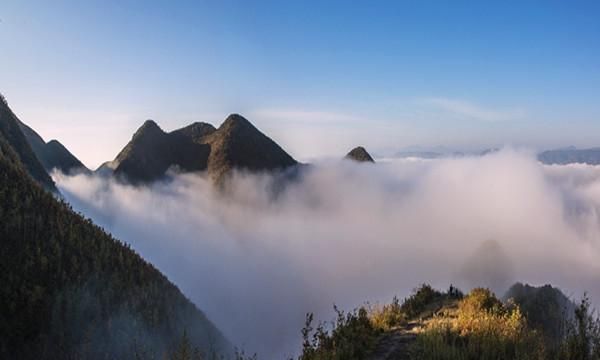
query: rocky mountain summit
[
  {"left": 106, "top": 114, "right": 298, "bottom": 183},
  {"left": 345, "top": 146, "right": 375, "bottom": 163}
]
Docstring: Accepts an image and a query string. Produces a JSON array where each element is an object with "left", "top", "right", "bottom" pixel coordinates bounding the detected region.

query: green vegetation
[
  {"left": 297, "top": 284, "right": 600, "bottom": 360},
  {"left": 412, "top": 288, "right": 545, "bottom": 359},
  {"left": 559, "top": 295, "right": 600, "bottom": 360},
  {"left": 369, "top": 296, "right": 405, "bottom": 331},
  {"left": 299, "top": 306, "right": 381, "bottom": 360},
  {"left": 0, "top": 121, "right": 229, "bottom": 358},
  {"left": 370, "top": 284, "right": 464, "bottom": 332},
  {"left": 400, "top": 284, "right": 463, "bottom": 320}
]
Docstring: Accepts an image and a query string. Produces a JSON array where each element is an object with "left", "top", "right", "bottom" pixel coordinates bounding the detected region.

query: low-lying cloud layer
[{"left": 54, "top": 149, "right": 600, "bottom": 358}]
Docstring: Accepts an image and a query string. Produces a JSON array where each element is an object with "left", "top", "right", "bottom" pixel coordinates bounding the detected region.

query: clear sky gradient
[{"left": 1, "top": 1, "right": 599, "bottom": 168}]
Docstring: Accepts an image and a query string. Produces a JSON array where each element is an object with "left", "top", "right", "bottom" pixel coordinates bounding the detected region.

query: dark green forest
[{"left": 0, "top": 98, "right": 230, "bottom": 359}]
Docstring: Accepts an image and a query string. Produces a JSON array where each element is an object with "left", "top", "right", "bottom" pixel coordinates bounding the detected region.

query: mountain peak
[
  {"left": 131, "top": 119, "right": 163, "bottom": 138},
  {"left": 136, "top": 119, "right": 162, "bottom": 133},
  {"left": 220, "top": 113, "right": 254, "bottom": 132},
  {"left": 108, "top": 114, "right": 297, "bottom": 184},
  {"left": 345, "top": 146, "right": 375, "bottom": 163},
  {"left": 143, "top": 119, "right": 159, "bottom": 127},
  {"left": 129, "top": 120, "right": 165, "bottom": 144},
  {"left": 206, "top": 114, "right": 297, "bottom": 182}
]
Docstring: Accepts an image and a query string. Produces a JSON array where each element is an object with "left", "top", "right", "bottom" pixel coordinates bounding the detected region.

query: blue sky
[{"left": 1, "top": 0, "right": 599, "bottom": 167}]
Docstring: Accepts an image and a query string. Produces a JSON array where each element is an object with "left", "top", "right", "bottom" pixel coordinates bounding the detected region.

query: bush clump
[
  {"left": 369, "top": 296, "right": 406, "bottom": 331},
  {"left": 299, "top": 306, "right": 380, "bottom": 360},
  {"left": 558, "top": 294, "right": 600, "bottom": 360},
  {"left": 400, "top": 284, "right": 444, "bottom": 319}
]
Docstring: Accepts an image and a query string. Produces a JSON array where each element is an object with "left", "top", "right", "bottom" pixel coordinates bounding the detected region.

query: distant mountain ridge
[
  {"left": 107, "top": 114, "right": 298, "bottom": 184},
  {"left": 538, "top": 147, "right": 600, "bottom": 165},
  {"left": 17, "top": 119, "right": 88, "bottom": 174},
  {"left": 392, "top": 146, "right": 600, "bottom": 164},
  {"left": 393, "top": 148, "right": 498, "bottom": 159}
]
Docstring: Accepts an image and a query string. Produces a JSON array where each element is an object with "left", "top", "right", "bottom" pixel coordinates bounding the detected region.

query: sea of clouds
[{"left": 53, "top": 148, "right": 600, "bottom": 358}]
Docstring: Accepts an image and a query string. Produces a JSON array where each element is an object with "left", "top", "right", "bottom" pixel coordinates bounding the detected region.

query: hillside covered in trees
[{"left": 0, "top": 97, "right": 230, "bottom": 359}]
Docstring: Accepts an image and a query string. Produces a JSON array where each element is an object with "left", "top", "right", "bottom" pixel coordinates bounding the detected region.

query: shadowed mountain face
[
  {"left": 18, "top": 119, "right": 87, "bottom": 174},
  {"left": 0, "top": 95, "right": 56, "bottom": 191},
  {"left": 345, "top": 146, "right": 375, "bottom": 163},
  {"left": 111, "top": 120, "right": 213, "bottom": 182},
  {"left": 204, "top": 114, "right": 298, "bottom": 181},
  {"left": 0, "top": 102, "right": 231, "bottom": 359},
  {"left": 110, "top": 114, "right": 297, "bottom": 184},
  {"left": 538, "top": 147, "right": 600, "bottom": 165}
]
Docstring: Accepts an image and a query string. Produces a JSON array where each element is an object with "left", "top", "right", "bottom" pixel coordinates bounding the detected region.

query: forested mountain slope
[{"left": 0, "top": 116, "right": 230, "bottom": 359}]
